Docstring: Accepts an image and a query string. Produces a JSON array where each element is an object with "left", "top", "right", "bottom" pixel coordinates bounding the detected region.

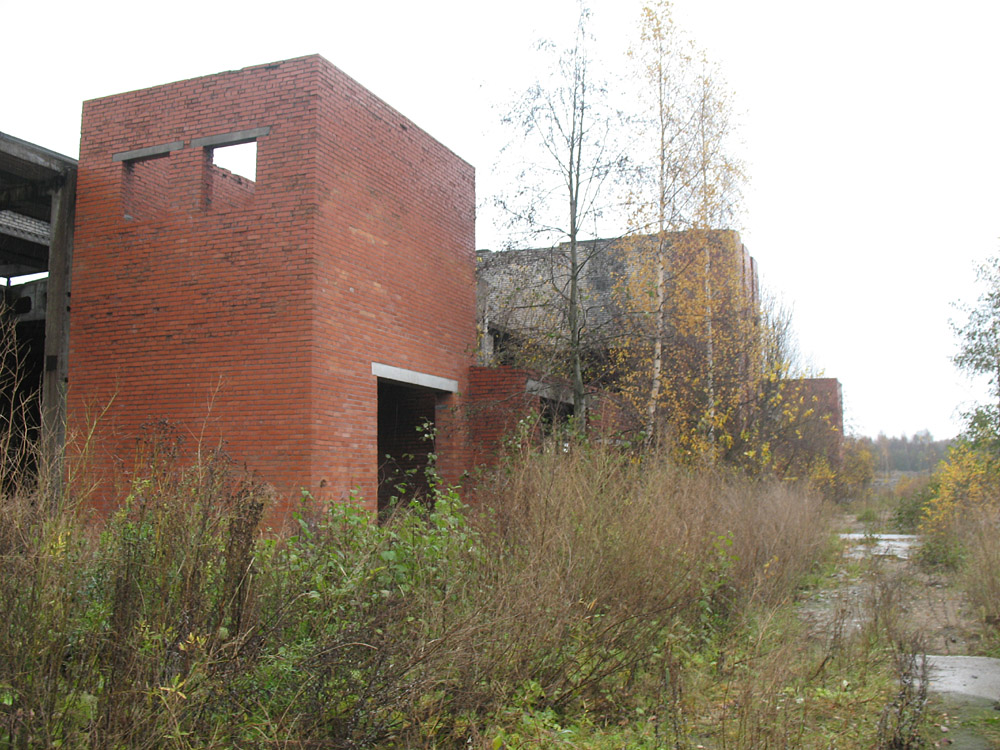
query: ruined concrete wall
[
  {"left": 476, "top": 230, "right": 758, "bottom": 364},
  {"left": 69, "top": 56, "right": 476, "bottom": 518},
  {"left": 476, "top": 238, "right": 631, "bottom": 355}
]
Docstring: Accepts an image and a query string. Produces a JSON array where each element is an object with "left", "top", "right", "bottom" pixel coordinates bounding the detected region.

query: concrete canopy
[{"left": 0, "top": 132, "right": 76, "bottom": 280}]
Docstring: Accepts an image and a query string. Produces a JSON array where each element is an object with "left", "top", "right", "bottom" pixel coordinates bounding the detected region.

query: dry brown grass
[
  {"left": 459, "top": 443, "right": 832, "bottom": 728},
  {"left": 959, "top": 506, "right": 1000, "bottom": 633}
]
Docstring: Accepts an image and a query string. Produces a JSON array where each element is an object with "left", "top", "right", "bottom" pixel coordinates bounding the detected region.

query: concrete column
[{"left": 41, "top": 168, "right": 76, "bottom": 484}]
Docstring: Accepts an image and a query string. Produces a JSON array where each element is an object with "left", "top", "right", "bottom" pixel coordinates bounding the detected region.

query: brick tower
[{"left": 69, "top": 56, "right": 476, "bottom": 518}]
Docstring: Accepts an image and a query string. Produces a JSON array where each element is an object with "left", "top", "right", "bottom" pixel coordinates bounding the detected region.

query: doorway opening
[{"left": 376, "top": 379, "right": 438, "bottom": 517}]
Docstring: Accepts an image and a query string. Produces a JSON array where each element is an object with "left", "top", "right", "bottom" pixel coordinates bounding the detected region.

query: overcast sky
[{"left": 6, "top": 0, "right": 998, "bottom": 440}]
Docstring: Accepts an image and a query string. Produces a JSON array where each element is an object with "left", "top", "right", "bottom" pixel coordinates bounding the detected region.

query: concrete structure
[
  {"left": 476, "top": 230, "right": 759, "bottom": 367},
  {"left": 67, "top": 56, "right": 476, "bottom": 517},
  {"left": 0, "top": 133, "right": 77, "bottom": 465}
]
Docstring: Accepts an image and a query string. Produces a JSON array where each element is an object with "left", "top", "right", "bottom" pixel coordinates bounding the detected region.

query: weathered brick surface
[
  {"left": 797, "top": 377, "right": 845, "bottom": 460},
  {"left": 69, "top": 56, "right": 476, "bottom": 519},
  {"left": 467, "top": 365, "right": 633, "bottom": 466},
  {"left": 467, "top": 366, "right": 538, "bottom": 465}
]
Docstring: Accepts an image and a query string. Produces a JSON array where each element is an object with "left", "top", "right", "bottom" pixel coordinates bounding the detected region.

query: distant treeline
[{"left": 863, "top": 431, "right": 952, "bottom": 473}]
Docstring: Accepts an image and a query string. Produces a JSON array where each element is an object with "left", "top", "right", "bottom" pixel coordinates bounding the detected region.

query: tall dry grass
[
  {"left": 458, "top": 443, "right": 831, "bottom": 734},
  {"left": 479, "top": 443, "right": 829, "bottom": 615},
  {"left": 0, "top": 380, "right": 837, "bottom": 749},
  {"left": 959, "top": 506, "right": 1000, "bottom": 632}
]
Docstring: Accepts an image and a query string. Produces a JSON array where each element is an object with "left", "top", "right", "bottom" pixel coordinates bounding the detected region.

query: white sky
[{"left": 6, "top": 0, "right": 998, "bottom": 440}]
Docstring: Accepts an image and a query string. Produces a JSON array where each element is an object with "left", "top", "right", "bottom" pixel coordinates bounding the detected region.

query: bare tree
[{"left": 494, "top": 3, "right": 624, "bottom": 424}]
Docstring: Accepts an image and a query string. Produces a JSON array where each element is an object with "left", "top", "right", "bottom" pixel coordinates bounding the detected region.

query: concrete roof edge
[{"left": 0, "top": 132, "right": 78, "bottom": 171}]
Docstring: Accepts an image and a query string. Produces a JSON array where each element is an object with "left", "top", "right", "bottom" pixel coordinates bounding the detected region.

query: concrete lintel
[
  {"left": 372, "top": 362, "right": 458, "bottom": 393},
  {"left": 191, "top": 127, "right": 271, "bottom": 149},
  {"left": 112, "top": 141, "right": 184, "bottom": 162},
  {"left": 526, "top": 378, "right": 573, "bottom": 406}
]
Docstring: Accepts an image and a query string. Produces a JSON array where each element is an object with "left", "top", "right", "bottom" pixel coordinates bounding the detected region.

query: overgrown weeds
[
  {"left": 875, "top": 641, "right": 928, "bottom": 750},
  {"left": 0, "top": 410, "right": 920, "bottom": 748},
  {"left": 958, "top": 507, "right": 1000, "bottom": 638},
  {"left": 904, "top": 419, "right": 1000, "bottom": 649}
]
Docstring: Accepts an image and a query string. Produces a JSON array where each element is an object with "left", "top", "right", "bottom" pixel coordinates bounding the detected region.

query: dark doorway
[
  {"left": 0, "top": 303, "right": 44, "bottom": 484},
  {"left": 539, "top": 396, "right": 573, "bottom": 433},
  {"left": 376, "top": 380, "right": 437, "bottom": 516}
]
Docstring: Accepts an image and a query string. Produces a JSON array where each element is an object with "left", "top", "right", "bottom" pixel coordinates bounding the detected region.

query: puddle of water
[
  {"left": 927, "top": 656, "right": 1000, "bottom": 701},
  {"left": 840, "top": 532, "right": 920, "bottom": 560},
  {"left": 933, "top": 693, "right": 999, "bottom": 750},
  {"left": 926, "top": 656, "right": 1000, "bottom": 749},
  {"left": 828, "top": 525, "right": 1000, "bottom": 746}
]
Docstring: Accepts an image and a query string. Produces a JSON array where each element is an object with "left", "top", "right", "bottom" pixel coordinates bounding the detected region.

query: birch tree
[
  {"left": 627, "top": 0, "right": 693, "bottom": 441},
  {"left": 613, "top": 0, "right": 749, "bottom": 453}
]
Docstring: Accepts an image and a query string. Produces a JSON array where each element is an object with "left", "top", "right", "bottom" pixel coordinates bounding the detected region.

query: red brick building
[
  {"left": 67, "top": 56, "right": 476, "bottom": 517},
  {"left": 3, "top": 57, "right": 844, "bottom": 519}
]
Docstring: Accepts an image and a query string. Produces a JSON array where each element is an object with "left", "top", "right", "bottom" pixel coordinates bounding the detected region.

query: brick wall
[
  {"left": 798, "top": 377, "right": 845, "bottom": 462},
  {"left": 467, "top": 366, "right": 538, "bottom": 465},
  {"left": 203, "top": 162, "right": 255, "bottom": 213},
  {"left": 467, "top": 365, "right": 634, "bottom": 467},
  {"left": 69, "top": 56, "right": 476, "bottom": 519}
]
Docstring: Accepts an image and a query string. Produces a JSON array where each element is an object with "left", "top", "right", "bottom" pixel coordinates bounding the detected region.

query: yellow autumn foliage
[
  {"left": 610, "top": 229, "right": 842, "bottom": 479},
  {"left": 612, "top": 230, "right": 759, "bottom": 458},
  {"left": 922, "top": 442, "right": 1000, "bottom": 536}
]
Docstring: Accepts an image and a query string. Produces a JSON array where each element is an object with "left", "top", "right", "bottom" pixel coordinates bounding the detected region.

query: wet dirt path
[{"left": 803, "top": 515, "right": 1000, "bottom": 748}]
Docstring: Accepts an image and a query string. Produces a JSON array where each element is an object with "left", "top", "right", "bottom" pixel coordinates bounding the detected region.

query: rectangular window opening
[
  {"left": 123, "top": 154, "right": 171, "bottom": 221},
  {"left": 211, "top": 141, "right": 257, "bottom": 182},
  {"left": 9, "top": 272, "right": 49, "bottom": 286},
  {"left": 202, "top": 141, "right": 257, "bottom": 211},
  {"left": 189, "top": 128, "right": 269, "bottom": 212}
]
